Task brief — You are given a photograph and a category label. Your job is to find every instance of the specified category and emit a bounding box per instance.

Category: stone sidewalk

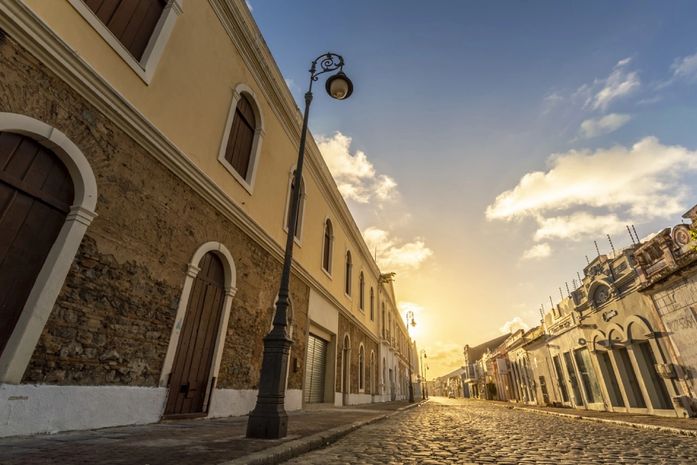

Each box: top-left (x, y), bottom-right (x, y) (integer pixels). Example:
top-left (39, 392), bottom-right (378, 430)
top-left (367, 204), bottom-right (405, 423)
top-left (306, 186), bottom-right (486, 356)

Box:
top-left (0, 401), bottom-right (418, 465)
top-left (493, 400), bottom-right (697, 435)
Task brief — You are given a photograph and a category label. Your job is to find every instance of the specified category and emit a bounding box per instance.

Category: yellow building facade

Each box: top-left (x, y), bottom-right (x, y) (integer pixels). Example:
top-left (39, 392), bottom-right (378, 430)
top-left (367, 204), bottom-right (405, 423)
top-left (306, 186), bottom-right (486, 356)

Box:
top-left (0, 0), bottom-right (411, 436)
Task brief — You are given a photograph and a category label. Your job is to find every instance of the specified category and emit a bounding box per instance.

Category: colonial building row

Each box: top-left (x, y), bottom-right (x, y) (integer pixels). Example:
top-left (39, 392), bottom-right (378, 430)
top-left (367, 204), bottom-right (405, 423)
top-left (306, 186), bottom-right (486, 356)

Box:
top-left (456, 205), bottom-right (697, 418)
top-left (0, 0), bottom-right (417, 437)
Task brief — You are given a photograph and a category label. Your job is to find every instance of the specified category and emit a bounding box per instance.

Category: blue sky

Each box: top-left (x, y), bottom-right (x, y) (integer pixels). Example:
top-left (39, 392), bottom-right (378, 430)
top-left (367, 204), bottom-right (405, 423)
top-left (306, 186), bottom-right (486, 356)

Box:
top-left (251, 1), bottom-right (697, 376)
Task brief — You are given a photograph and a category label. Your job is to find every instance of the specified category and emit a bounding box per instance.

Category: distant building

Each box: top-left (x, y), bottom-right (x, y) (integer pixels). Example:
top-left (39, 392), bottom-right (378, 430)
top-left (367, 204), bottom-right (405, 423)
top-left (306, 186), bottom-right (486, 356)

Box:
top-left (463, 204), bottom-right (697, 418)
top-left (462, 333), bottom-right (510, 398)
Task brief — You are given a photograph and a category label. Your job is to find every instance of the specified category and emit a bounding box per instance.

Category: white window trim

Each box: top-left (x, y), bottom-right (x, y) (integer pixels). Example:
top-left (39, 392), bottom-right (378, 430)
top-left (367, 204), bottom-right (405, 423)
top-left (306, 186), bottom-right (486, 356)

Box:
top-left (68, 0), bottom-right (183, 84)
top-left (344, 249), bottom-right (352, 299)
top-left (0, 113), bottom-right (98, 383)
top-left (159, 241), bottom-right (237, 415)
top-left (217, 83), bottom-right (265, 194)
top-left (321, 217), bottom-right (333, 278)
top-left (282, 167), bottom-right (306, 246)
top-left (358, 343), bottom-right (365, 393)
top-left (358, 270), bottom-right (365, 313)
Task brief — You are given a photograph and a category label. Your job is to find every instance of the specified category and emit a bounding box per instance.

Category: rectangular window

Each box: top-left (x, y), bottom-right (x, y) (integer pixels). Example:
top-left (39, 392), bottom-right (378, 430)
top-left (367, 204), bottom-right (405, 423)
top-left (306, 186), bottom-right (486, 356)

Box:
top-left (84, 0), bottom-right (167, 60)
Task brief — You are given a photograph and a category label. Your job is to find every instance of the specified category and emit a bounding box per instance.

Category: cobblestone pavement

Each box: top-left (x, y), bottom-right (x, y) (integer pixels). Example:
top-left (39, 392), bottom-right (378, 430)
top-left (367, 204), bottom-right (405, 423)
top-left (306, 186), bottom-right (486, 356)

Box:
top-left (284, 397), bottom-right (697, 465)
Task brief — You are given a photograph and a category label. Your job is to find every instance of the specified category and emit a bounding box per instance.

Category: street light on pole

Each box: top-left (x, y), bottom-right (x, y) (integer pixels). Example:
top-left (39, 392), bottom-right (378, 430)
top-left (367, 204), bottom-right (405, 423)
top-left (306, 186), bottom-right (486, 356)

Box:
top-left (405, 310), bottom-right (416, 403)
top-left (247, 53), bottom-right (353, 439)
top-left (420, 349), bottom-right (428, 400)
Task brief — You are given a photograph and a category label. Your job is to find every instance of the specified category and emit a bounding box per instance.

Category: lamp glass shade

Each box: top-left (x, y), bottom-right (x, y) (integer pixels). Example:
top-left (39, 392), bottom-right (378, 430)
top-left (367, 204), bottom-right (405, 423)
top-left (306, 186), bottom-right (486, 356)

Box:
top-left (325, 72), bottom-right (353, 100)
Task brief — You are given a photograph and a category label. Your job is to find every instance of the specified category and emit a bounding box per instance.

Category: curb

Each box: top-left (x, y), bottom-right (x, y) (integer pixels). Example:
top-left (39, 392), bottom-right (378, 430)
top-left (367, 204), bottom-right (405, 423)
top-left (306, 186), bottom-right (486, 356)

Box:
top-left (220, 401), bottom-right (426, 465)
top-left (505, 404), bottom-right (697, 437)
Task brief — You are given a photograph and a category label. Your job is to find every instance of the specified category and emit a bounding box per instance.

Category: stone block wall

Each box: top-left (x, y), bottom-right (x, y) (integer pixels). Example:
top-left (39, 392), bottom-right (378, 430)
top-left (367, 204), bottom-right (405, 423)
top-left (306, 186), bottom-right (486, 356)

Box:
top-left (0, 34), bottom-right (309, 390)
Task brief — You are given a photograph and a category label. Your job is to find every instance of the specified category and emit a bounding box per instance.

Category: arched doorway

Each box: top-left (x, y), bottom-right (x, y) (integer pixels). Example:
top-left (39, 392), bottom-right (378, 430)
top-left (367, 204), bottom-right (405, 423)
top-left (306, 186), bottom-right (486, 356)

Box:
top-left (342, 334), bottom-right (350, 406)
top-left (164, 252), bottom-right (226, 416)
top-left (0, 132), bottom-right (74, 357)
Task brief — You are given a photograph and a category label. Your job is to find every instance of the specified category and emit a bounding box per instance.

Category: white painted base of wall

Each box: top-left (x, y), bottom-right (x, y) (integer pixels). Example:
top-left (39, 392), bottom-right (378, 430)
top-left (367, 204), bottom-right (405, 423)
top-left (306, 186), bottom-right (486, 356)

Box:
top-left (286, 389), bottom-right (302, 411)
top-left (0, 384), bottom-right (166, 437)
top-left (346, 393), bottom-right (372, 405)
top-left (1, 385), bottom-right (304, 438)
top-left (207, 388), bottom-right (302, 419)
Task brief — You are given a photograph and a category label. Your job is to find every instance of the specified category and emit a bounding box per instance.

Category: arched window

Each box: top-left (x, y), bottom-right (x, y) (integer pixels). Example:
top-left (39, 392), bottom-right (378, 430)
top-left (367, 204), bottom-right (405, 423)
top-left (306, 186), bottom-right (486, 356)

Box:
top-left (345, 251), bottom-right (352, 295)
top-left (224, 93), bottom-right (256, 180)
top-left (370, 288), bottom-right (374, 321)
top-left (381, 303), bottom-right (386, 338)
top-left (359, 272), bottom-right (365, 310)
top-left (322, 219), bottom-right (333, 272)
top-left (359, 344), bottom-right (365, 391)
top-left (285, 173), bottom-right (305, 239)
top-left (388, 313), bottom-right (392, 341)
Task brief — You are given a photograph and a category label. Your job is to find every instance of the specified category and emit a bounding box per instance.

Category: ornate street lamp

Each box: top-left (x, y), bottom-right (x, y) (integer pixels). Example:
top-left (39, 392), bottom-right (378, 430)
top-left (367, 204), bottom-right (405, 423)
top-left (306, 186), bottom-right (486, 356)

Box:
top-left (420, 349), bottom-right (428, 400)
top-left (247, 53), bottom-right (353, 439)
top-left (405, 310), bottom-right (416, 403)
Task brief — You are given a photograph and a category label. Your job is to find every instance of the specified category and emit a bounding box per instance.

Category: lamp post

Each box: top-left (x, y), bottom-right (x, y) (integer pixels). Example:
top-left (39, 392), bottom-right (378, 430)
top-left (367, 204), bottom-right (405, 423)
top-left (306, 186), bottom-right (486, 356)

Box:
top-left (405, 310), bottom-right (416, 403)
top-left (247, 53), bottom-right (353, 439)
top-left (420, 349), bottom-right (428, 400)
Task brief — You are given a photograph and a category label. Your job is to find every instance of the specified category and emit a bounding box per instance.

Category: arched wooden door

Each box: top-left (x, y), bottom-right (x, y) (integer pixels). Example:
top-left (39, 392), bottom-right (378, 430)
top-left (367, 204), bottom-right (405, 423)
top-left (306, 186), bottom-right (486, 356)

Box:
top-left (0, 132), bottom-right (74, 357)
top-left (165, 252), bottom-right (226, 416)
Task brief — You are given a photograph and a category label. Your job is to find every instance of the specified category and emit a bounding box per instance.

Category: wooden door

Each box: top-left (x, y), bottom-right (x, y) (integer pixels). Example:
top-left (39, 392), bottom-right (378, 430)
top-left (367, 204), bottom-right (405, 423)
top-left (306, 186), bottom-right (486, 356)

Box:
top-left (165, 252), bottom-right (225, 416)
top-left (0, 132), bottom-right (73, 356)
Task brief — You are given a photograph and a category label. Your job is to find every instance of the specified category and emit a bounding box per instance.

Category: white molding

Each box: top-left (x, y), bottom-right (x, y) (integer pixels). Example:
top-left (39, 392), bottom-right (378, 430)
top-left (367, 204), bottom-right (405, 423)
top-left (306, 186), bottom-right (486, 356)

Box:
top-left (0, 3), bottom-right (382, 347)
top-left (67, 0), bottom-right (183, 84)
top-left (0, 113), bottom-right (97, 383)
top-left (321, 216), bottom-right (334, 277)
top-left (159, 241), bottom-right (238, 412)
top-left (217, 83), bottom-right (265, 194)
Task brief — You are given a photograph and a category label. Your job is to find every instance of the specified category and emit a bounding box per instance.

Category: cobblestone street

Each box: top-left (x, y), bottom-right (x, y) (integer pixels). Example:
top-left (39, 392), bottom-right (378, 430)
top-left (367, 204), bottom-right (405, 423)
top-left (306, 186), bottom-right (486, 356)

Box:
top-left (284, 398), bottom-right (697, 465)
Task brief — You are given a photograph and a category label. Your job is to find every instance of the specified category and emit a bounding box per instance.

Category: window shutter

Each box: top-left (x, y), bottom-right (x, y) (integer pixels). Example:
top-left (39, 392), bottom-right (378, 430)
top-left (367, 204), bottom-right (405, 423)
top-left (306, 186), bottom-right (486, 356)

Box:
top-left (85, 0), bottom-right (167, 60)
top-left (225, 94), bottom-right (256, 180)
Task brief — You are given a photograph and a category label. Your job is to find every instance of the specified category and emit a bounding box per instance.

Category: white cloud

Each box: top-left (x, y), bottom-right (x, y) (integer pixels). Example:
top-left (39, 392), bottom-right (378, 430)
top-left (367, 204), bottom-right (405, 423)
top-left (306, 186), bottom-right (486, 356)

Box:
top-left (317, 132), bottom-right (398, 204)
top-left (363, 227), bottom-right (433, 272)
top-left (671, 51), bottom-right (697, 83)
top-left (521, 243), bottom-right (552, 260)
top-left (585, 58), bottom-right (640, 111)
top-left (533, 213), bottom-right (627, 241)
top-left (499, 316), bottom-right (530, 334)
top-left (542, 92), bottom-right (564, 114)
top-left (579, 113), bottom-right (631, 138)
top-left (486, 137), bottom-right (697, 241)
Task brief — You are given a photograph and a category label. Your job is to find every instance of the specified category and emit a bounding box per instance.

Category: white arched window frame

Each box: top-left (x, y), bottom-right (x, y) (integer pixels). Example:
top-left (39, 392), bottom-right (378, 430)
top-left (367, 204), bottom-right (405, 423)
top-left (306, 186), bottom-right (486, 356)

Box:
top-left (282, 169), bottom-right (306, 244)
top-left (67, 0), bottom-right (184, 84)
top-left (218, 83), bottom-right (265, 194)
top-left (359, 344), bottom-right (365, 392)
top-left (370, 350), bottom-right (376, 394)
top-left (159, 241), bottom-right (238, 410)
top-left (321, 218), bottom-right (333, 276)
top-left (359, 272), bottom-right (365, 311)
top-left (0, 113), bottom-right (98, 383)
top-left (344, 250), bottom-right (352, 297)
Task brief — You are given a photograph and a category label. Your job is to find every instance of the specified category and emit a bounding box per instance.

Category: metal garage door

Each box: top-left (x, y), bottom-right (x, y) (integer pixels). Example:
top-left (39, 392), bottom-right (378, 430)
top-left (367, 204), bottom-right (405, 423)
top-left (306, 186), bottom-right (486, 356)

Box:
top-left (303, 334), bottom-right (328, 403)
